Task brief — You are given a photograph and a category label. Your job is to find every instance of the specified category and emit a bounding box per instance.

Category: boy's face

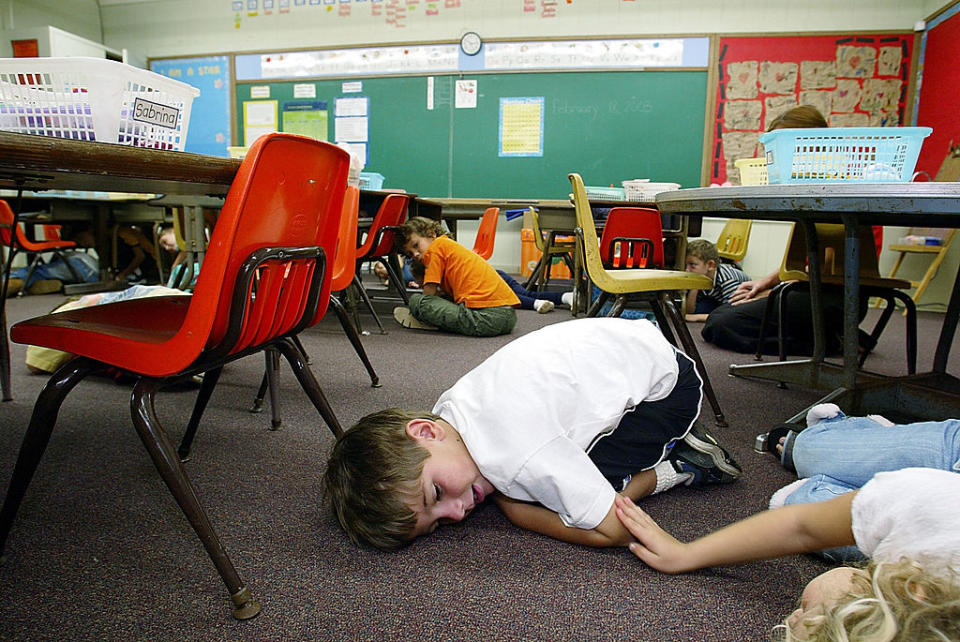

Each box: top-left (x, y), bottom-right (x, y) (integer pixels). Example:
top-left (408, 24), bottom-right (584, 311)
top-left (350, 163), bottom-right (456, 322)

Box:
top-left (405, 419), bottom-right (496, 538)
top-left (685, 255), bottom-right (714, 276)
top-left (403, 232), bottom-right (435, 262)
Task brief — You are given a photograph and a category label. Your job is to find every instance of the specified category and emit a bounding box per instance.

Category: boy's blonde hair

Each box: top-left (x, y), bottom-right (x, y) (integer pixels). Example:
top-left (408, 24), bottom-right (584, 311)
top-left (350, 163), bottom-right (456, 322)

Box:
top-left (782, 559), bottom-right (960, 641)
top-left (686, 239), bottom-right (719, 265)
top-left (395, 216), bottom-right (446, 253)
top-left (322, 408), bottom-right (442, 550)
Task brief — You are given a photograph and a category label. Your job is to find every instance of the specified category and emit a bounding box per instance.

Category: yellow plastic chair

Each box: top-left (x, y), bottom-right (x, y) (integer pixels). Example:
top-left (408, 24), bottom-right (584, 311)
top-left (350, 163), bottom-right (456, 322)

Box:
top-left (522, 205), bottom-right (576, 292)
top-left (883, 227), bottom-right (957, 311)
top-left (569, 172), bottom-right (727, 426)
top-left (715, 219), bottom-right (752, 263)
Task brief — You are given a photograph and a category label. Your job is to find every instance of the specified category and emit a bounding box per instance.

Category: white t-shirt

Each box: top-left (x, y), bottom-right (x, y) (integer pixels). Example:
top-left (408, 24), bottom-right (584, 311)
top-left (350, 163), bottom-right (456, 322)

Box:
top-left (851, 467), bottom-right (960, 580)
top-left (431, 317), bottom-right (680, 530)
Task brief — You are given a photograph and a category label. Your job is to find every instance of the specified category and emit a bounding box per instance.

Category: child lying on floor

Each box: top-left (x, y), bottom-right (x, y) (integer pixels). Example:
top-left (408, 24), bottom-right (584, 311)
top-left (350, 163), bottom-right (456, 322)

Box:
top-left (614, 404), bottom-right (960, 641)
top-left (323, 317), bottom-right (741, 550)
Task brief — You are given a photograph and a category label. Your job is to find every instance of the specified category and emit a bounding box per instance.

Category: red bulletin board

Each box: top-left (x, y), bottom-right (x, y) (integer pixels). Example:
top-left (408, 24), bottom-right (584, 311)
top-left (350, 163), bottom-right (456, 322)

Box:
top-left (710, 33), bottom-right (915, 184)
top-left (914, 4), bottom-right (960, 177)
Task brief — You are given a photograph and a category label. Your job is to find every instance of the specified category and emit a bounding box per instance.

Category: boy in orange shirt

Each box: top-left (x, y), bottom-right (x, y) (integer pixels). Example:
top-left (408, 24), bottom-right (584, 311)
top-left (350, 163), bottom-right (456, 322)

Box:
top-left (393, 217), bottom-right (519, 336)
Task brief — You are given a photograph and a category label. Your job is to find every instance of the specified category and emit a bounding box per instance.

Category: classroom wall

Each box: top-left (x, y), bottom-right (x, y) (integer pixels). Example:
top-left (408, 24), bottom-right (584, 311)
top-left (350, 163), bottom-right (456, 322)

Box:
top-left (0, 0), bottom-right (102, 56)
top-left (101, 0), bottom-right (941, 60)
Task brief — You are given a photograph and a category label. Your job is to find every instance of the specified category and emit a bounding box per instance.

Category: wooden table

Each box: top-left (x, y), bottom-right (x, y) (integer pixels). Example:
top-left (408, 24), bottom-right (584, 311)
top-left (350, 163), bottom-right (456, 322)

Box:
top-left (657, 183), bottom-right (960, 422)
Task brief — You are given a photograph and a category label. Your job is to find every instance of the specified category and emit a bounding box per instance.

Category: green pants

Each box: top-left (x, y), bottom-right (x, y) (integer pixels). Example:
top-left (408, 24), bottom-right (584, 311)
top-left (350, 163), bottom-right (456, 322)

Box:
top-left (409, 293), bottom-right (516, 337)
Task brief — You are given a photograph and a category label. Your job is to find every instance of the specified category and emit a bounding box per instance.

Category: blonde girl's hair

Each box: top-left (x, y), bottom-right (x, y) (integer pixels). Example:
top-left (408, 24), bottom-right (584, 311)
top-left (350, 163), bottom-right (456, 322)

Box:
top-left (779, 558), bottom-right (960, 642)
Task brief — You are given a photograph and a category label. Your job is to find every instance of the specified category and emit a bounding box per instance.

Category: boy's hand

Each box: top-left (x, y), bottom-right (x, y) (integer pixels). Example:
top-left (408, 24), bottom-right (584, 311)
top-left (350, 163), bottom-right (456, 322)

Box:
top-left (614, 495), bottom-right (691, 573)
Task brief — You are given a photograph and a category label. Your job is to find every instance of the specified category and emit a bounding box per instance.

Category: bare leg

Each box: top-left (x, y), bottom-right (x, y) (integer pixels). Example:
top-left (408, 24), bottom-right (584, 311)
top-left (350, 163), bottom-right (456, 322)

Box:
top-left (621, 469), bottom-right (657, 501)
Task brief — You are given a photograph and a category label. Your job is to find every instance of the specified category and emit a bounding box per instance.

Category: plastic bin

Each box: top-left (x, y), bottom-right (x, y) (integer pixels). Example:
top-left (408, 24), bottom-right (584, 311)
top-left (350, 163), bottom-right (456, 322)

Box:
top-left (585, 186), bottom-right (626, 201)
top-left (734, 157), bottom-right (768, 186)
top-left (358, 172), bottom-right (384, 190)
top-left (758, 126), bottom-right (932, 184)
top-left (0, 57), bottom-right (199, 151)
top-left (622, 180), bottom-right (681, 201)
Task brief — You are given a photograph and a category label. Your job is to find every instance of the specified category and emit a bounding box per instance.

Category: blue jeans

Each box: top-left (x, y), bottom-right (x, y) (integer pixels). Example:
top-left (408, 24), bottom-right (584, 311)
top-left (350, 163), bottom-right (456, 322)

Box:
top-left (783, 411), bottom-right (960, 561)
top-left (11, 252), bottom-right (99, 288)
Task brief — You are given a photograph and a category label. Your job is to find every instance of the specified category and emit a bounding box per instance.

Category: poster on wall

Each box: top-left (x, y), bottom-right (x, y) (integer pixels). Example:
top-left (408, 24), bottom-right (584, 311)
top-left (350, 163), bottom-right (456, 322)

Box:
top-left (150, 55), bottom-right (232, 157)
top-left (709, 33), bottom-right (914, 184)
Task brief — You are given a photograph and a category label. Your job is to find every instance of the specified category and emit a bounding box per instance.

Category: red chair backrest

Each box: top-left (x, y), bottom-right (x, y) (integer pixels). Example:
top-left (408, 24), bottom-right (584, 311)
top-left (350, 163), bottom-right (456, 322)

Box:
top-left (191, 133), bottom-right (348, 353)
top-left (331, 185), bottom-right (360, 293)
top-left (472, 207), bottom-right (499, 260)
top-left (0, 200), bottom-right (76, 252)
top-left (356, 193), bottom-right (410, 259)
top-left (598, 207), bottom-right (664, 269)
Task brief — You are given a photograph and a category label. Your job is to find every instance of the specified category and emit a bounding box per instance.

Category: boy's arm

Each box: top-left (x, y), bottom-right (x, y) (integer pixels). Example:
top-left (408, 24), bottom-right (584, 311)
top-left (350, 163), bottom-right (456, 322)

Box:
top-left (614, 492), bottom-right (857, 573)
top-left (683, 289), bottom-right (698, 316)
top-left (422, 283), bottom-right (439, 296)
top-left (494, 495), bottom-right (633, 547)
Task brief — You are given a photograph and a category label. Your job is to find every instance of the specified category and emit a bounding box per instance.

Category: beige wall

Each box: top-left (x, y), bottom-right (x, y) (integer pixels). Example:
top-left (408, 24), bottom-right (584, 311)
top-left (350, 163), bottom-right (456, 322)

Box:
top-left (100, 0), bottom-right (946, 60)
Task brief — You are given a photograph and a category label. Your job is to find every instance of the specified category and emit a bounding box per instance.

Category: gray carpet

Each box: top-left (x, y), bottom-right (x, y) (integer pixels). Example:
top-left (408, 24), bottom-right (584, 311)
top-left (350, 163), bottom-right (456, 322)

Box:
top-left (0, 286), bottom-right (952, 641)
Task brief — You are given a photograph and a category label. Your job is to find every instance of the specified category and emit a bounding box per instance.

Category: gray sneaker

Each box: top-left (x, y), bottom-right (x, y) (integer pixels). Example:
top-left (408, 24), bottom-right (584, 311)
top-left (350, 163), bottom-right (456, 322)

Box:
top-left (678, 424), bottom-right (742, 481)
top-left (668, 440), bottom-right (741, 486)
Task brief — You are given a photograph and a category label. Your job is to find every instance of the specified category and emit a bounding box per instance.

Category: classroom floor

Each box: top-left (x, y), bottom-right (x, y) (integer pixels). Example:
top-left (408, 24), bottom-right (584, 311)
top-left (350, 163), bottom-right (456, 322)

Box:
top-left (0, 286), bottom-right (953, 641)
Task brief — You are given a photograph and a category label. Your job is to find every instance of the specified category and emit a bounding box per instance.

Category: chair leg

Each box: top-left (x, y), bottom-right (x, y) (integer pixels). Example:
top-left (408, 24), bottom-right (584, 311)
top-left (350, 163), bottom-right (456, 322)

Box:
top-left (379, 256), bottom-right (410, 305)
top-left (265, 348), bottom-right (282, 430)
top-left (660, 294), bottom-right (728, 427)
top-left (649, 298), bottom-right (678, 347)
top-left (130, 377), bottom-right (261, 621)
top-left (860, 292), bottom-right (895, 369)
top-left (353, 273), bottom-right (386, 335)
top-left (586, 290), bottom-right (609, 318)
top-left (292, 335), bottom-right (310, 365)
top-left (249, 370), bottom-right (269, 414)
top-left (607, 295), bottom-right (626, 319)
top-left (0, 357), bottom-right (96, 555)
top-left (177, 366), bottom-right (224, 461)
top-left (275, 337), bottom-right (343, 437)
top-left (331, 296), bottom-right (380, 387)
top-left (870, 291), bottom-right (917, 375)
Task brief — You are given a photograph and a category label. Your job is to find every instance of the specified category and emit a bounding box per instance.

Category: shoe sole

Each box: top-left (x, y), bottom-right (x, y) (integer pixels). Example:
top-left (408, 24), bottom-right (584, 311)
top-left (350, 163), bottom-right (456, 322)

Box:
top-left (682, 429), bottom-right (742, 478)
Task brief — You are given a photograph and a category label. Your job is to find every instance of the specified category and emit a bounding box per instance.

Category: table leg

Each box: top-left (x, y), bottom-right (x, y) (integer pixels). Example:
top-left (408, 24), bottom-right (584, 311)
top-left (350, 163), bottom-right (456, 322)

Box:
top-left (0, 188), bottom-right (24, 401)
top-left (840, 215), bottom-right (860, 390)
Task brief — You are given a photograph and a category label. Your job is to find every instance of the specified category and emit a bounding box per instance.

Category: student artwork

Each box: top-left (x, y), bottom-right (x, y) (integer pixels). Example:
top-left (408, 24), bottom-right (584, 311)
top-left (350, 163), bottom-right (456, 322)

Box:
top-left (710, 33), bottom-right (914, 184)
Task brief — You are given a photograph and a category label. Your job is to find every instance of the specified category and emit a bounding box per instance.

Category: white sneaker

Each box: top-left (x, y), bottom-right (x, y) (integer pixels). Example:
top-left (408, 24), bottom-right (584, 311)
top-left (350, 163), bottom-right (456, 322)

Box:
top-left (533, 299), bottom-right (554, 314)
top-left (561, 291), bottom-right (575, 308)
top-left (769, 478), bottom-right (808, 510)
top-left (805, 403), bottom-right (840, 427)
top-left (393, 306), bottom-right (438, 330)
top-left (867, 414), bottom-right (895, 427)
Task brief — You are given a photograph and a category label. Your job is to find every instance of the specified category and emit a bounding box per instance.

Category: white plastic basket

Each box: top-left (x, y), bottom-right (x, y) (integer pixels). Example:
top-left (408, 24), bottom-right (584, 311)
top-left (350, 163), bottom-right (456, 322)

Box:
top-left (622, 180), bottom-right (680, 201)
top-left (758, 126), bottom-right (932, 184)
top-left (0, 57), bottom-right (199, 151)
top-left (734, 157), bottom-right (768, 186)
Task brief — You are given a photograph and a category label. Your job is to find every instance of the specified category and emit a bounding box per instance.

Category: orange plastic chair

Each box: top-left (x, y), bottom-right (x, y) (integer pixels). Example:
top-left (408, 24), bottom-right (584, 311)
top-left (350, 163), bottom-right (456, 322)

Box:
top-left (249, 185), bottom-right (380, 426)
top-left (472, 207), bottom-right (499, 260)
top-left (0, 201), bottom-right (82, 291)
top-left (353, 193), bottom-right (411, 330)
top-left (2, 133), bottom-right (350, 620)
top-left (598, 207), bottom-right (665, 269)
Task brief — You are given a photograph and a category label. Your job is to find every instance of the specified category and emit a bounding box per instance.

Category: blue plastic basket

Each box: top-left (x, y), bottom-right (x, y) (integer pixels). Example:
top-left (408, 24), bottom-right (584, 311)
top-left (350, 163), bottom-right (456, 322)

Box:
top-left (758, 126), bottom-right (932, 184)
top-left (358, 172), bottom-right (384, 190)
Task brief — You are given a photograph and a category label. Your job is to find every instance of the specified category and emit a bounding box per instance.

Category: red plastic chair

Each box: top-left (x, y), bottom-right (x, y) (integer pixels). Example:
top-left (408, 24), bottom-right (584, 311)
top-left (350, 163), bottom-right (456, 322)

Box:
top-left (0, 201), bottom-right (82, 291)
top-left (249, 185), bottom-right (380, 426)
top-left (353, 193), bottom-right (411, 330)
top-left (472, 207), bottom-right (499, 260)
top-left (1, 133), bottom-right (350, 620)
top-left (598, 207), bottom-right (665, 269)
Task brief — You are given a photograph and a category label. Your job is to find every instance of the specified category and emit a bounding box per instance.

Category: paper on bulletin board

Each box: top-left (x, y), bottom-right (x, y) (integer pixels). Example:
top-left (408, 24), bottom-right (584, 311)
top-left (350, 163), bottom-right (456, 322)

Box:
top-left (455, 80), bottom-right (477, 108)
top-left (243, 100), bottom-right (278, 145)
top-left (335, 116), bottom-right (368, 142)
top-left (335, 96), bottom-right (368, 116)
top-left (499, 97), bottom-right (544, 157)
top-left (282, 100), bottom-right (328, 140)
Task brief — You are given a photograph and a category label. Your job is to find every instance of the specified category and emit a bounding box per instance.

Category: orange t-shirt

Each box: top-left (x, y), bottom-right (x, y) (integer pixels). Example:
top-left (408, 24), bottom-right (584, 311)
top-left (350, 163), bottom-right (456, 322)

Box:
top-left (421, 235), bottom-right (520, 309)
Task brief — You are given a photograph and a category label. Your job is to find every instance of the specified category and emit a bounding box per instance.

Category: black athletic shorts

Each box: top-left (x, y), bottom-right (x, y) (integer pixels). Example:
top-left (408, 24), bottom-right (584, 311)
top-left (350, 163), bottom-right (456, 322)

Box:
top-left (586, 350), bottom-right (703, 489)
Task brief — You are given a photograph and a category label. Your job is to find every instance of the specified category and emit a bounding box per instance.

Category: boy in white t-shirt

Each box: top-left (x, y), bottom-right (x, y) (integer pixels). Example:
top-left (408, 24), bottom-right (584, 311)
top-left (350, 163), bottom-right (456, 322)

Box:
top-left (323, 318), bottom-right (741, 550)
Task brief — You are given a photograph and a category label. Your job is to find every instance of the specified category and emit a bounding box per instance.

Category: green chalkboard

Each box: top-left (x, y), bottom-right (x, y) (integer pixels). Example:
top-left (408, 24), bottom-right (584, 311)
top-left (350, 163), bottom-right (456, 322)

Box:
top-left (235, 70), bottom-right (706, 199)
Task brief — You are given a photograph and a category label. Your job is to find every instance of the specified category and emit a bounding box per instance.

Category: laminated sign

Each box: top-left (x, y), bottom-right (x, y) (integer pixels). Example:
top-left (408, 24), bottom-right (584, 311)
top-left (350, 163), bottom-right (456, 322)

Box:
top-left (133, 98), bottom-right (181, 129)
